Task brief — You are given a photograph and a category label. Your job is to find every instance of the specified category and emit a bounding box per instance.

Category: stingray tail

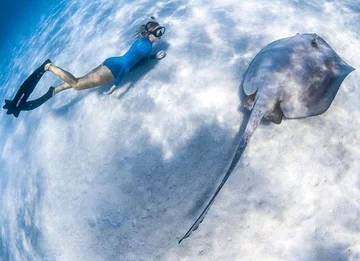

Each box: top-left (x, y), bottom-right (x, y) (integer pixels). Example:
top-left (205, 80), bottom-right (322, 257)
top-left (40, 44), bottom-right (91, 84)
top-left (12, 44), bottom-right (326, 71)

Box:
top-left (179, 99), bottom-right (267, 244)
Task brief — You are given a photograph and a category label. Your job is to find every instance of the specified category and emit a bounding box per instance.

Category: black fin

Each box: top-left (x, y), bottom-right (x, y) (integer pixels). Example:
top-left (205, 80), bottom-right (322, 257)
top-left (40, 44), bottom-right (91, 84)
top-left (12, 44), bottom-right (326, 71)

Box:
top-left (3, 100), bottom-right (21, 117)
top-left (5, 107), bottom-right (21, 118)
top-left (3, 59), bottom-right (51, 117)
top-left (20, 87), bottom-right (54, 111)
top-left (3, 100), bottom-right (12, 110)
top-left (12, 109), bottom-right (20, 118)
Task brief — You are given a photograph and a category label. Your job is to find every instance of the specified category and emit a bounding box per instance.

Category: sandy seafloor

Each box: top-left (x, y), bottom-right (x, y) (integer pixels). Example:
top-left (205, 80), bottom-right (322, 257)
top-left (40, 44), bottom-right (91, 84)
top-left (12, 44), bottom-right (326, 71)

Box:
top-left (0, 0), bottom-right (360, 260)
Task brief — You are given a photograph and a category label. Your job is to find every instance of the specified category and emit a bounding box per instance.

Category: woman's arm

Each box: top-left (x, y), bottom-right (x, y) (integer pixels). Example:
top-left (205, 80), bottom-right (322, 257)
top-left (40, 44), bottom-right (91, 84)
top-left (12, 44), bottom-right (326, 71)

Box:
top-left (129, 50), bottom-right (166, 72)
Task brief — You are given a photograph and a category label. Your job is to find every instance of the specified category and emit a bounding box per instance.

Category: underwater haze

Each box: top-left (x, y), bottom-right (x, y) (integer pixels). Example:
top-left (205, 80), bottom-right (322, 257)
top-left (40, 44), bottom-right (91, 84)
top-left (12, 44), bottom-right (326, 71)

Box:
top-left (1, 0), bottom-right (360, 260)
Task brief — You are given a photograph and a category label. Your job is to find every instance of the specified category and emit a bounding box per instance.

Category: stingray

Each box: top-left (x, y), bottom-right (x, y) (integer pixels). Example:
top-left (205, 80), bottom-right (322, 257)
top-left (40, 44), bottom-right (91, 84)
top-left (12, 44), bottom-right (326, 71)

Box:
top-left (179, 33), bottom-right (355, 243)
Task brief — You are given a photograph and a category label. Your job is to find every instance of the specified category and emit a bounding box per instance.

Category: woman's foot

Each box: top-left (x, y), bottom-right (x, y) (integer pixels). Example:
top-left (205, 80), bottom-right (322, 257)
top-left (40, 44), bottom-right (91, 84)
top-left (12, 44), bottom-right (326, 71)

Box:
top-left (44, 62), bottom-right (52, 71)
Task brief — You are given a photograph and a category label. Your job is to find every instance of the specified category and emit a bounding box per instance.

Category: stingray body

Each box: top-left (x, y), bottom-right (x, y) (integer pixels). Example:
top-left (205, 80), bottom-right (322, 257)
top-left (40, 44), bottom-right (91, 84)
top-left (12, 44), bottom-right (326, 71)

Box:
top-left (179, 33), bottom-right (355, 243)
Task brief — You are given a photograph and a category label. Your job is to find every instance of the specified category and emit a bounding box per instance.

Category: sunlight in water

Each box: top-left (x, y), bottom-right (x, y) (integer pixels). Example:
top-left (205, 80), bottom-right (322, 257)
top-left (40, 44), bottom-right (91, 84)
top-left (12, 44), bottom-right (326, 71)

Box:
top-left (0, 0), bottom-right (359, 260)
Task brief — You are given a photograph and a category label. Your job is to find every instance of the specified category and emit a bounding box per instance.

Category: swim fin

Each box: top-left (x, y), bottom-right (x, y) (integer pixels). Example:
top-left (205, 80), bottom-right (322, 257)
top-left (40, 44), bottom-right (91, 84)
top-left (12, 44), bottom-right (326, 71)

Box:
top-left (3, 59), bottom-right (51, 118)
top-left (3, 100), bottom-right (12, 110)
top-left (20, 87), bottom-right (55, 111)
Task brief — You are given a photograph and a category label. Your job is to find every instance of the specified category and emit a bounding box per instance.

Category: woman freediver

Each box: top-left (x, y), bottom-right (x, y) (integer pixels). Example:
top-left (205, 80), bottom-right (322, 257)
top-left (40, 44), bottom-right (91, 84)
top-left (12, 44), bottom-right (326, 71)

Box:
top-left (21, 17), bottom-right (166, 111)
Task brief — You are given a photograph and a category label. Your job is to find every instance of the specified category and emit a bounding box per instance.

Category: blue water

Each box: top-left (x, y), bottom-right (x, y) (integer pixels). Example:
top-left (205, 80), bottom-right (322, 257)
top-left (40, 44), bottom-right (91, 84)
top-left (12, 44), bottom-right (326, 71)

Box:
top-left (0, 0), bottom-right (61, 50)
top-left (0, 0), bottom-right (65, 99)
top-left (0, 0), bottom-right (359, 260)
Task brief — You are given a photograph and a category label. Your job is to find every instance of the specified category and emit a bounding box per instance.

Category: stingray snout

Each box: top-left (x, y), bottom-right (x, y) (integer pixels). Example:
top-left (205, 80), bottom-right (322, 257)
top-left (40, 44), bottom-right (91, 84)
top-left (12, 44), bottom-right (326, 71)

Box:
top-left (347, 64), bottom-right (356, 73)
top-left (335, 61), bottom-right (355, 76)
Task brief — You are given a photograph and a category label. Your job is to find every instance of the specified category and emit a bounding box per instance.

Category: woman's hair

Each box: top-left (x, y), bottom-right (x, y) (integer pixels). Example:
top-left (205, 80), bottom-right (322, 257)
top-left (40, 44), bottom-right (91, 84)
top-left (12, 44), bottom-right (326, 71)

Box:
top-left (136, 18), bottom-right (160, 38)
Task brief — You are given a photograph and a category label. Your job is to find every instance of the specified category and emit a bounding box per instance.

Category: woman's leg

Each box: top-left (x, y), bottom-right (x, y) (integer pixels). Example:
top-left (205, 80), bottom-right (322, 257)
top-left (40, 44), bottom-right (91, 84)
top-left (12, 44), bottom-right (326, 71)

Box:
top-left (54, 82), bottom-right (71, 94)
top-left (45, 63), bottom-right (78, 85)
top-left (46, 63), bottom-right (114, 94)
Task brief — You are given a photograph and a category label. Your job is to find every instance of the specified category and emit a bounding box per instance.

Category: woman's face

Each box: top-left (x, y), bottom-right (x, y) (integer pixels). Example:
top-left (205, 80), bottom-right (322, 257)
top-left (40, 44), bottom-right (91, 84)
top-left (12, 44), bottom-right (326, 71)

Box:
top-left (148, 25), bottom-right (165, 43)
top-left (148, 33), bottom-right (160, 43)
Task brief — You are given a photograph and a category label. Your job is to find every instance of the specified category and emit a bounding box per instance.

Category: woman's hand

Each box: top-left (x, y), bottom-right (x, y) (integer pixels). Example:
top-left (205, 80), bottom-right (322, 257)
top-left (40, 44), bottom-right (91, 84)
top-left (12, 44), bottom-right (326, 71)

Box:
top-left (156, 50), bottom-right (166, 60)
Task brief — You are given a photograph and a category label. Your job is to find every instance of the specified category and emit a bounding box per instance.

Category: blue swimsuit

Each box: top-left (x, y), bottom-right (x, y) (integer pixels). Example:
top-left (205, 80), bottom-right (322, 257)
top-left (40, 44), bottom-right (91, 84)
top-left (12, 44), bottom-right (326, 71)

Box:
top-left (103, 38), bottom-right (153, 85)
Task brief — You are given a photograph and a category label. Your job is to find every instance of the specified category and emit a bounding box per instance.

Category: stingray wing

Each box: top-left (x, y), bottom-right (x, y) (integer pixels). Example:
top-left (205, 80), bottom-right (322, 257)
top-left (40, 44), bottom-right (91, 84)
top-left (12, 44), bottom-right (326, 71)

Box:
top-left (280, 63), bottom-right (355, 118)
top-left (243, 46), bottom-right (293, 96)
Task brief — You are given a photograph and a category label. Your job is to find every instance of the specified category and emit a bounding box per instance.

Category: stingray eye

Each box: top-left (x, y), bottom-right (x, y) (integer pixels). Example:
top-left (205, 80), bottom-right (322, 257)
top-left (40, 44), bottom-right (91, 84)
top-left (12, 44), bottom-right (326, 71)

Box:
top-left (311, 38), bottom-right (318, 48)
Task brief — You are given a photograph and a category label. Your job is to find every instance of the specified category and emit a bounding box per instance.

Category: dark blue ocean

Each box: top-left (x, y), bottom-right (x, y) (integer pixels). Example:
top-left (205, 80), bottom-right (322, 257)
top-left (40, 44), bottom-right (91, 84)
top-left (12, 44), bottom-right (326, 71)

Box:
top-left (0, 0), bottom-right (54, 45)
top-left (0, 1), bottom-right (65, 100)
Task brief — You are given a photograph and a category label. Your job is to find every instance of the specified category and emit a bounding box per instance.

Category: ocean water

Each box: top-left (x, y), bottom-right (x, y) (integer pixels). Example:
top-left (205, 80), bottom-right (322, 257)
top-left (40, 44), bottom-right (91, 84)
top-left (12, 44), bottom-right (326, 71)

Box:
top-left (0, 0), bottom-right (65, 99)
top-left (1, 1), bottom-right (360, 260)
top-left (0, 0), bottom-right (55, 43)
